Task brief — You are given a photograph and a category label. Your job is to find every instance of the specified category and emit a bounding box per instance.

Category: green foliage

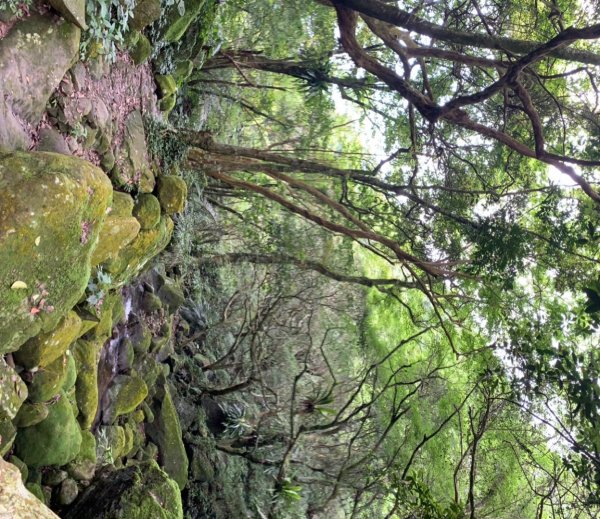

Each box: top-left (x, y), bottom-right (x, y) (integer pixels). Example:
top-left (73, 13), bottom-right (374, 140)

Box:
top-left (4, 0), bottom-right (33, 17)
top-left (81, 0), bottom-right (136, 62)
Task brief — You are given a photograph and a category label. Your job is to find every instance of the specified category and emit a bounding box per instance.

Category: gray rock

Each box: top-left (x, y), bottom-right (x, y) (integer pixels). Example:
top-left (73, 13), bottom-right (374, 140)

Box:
top-left (49, 0), bottom-right (87, 30)
top-left (58, 478), bottom-right (79, 506)
top-left (89, 99), bottom-right (110, 129)
top-left (36, 128), bottom-right (70, 154)
top-left (0, 16), bottom-right (80, 125)
top-left (0, 98), bottom-right (31, 151)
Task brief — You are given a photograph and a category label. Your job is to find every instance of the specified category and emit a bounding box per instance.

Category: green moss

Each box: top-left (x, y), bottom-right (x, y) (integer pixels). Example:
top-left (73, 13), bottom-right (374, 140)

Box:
top-left (162, 0), bottom-right (206, 43)
top-left (91, 216), bottom-right (141, 266)
top-left (110, 191), bottom-right (135, 217)
top-left (13, 310), bottom-right (82, 369)
top-left (62, 352), bottom-right (77, 392)
top-left (130, 33), bottom-right (152, 64)
top-left (159, 94), bottom-right (177, 113)
top-left (14, 393), bottom-right (82, 467)
top-left (8, 455), bottom-right (28, 483)
top-left (13, 402), bottom-right (48, 428)
top-left (155, 74), bottom-right (177, 98)
top-left (104, 375), bottom-right (148, 423)
top-left (67, 429), bottom-right (97, 481)
top-left (27, 353), bottom-right (69, 403)
top-left (73, 338), bottom-right (104, 429)
top-left (25, 482), bottom-right (45, 503)
top-left (0, 151), bottom-right (112, 354)
top-left (157, 176), bottom-right (187, 214)
top-left (146, 386), bottom-right (189, 490)
top-left (104, 215), bottom-right (174, 285)
top-left (133, 194), bottom-right (161, 230)
top-left (0, 359), bottom-right (27, 420)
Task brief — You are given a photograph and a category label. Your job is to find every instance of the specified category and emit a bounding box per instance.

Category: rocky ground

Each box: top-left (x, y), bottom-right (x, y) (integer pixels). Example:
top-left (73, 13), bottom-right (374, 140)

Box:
top-left (0, 2), bottom-right (195, 518)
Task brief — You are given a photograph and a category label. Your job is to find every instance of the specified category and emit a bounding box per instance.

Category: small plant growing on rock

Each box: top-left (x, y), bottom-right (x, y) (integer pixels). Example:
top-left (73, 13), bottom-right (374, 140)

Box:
top-left (86, 268), bottom-right (113, 311)
top-left (219, 402), bottom-right (252, 438)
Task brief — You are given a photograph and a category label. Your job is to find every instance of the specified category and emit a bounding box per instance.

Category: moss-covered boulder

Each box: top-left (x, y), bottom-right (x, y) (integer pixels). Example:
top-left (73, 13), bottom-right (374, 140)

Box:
top-left (111, 191), bottom-right (135, 218)
top-left (155, 74), bottom-right (178, 98)
top-left (103, 375), bottom-right (148, 424)
top-left (13, 311), bottom-right (82, 369)
top-left (130, 322), bottom-right (152, 356)
top-left (174, 60), bottom-right (194, 85)
top-left (0, 151), bottom-right (112, 354)
top-left (58, 477), bottom-right (79, 505)
top-left (131, 0), bottom-right (161, 30)
top-left (146, 386), bottom-right (189, 490)
top-left (157, 280), bottom-right (185, 312)
top-left (0, 418), bottom-right (17, 456)
top-left (130, 33), bottom-right (152, 64)
top-left (162, 0), bottom-right (206, 43)
top-left (63, 461), bottom-right (182, 519)
top-left (142, 291), bottom-right (162, 313)
top-left (27, 354), bottom-right (70, 403)
top-left (14, 393), bottom-right (82, 467)
top-left (104, 215), bottom-right (174, 285)
top-left (63, 353), bottom-right (78, 392)
top-left (0, 358), bottom-right (27, 420)
top-left (91, 216), bottom-right (141, 266)
top-left (159, 94), bottom-right (177, 113)
top-left (0, 458), bottom-right (60, 519)
top-left (73, 338), bottom-right (104, 429)
top-left (157, 175), bottom-right (187, 214)
top-left (133, 194), bottom-right (161, 230)
top-left (14, 402), bottom-right (49, 428)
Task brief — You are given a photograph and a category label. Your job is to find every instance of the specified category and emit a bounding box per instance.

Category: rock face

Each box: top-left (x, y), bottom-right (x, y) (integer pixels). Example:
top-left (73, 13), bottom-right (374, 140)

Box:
top-left (49, 0), bottom-right (88, 30)
top-left (14, 311), bottom-right (82, 369)
top-left (0, 458), bottom-right (60, 519)
top-left (103, 375), bottom-right (148, 424)
top-left (0, 151), bottom-right (112, 354)
top-left (63, 461), bottom-right (183, 519)
top-left (0, 16), bottom-right (80, 148)
top-left (146, 386), bottom-right (189, 490)
top-left (157, 175), bottom-right (188, 214)
top-left (131, 0), bottom-right (161, 30)
top-left (14, 393), bottom-right (82, 467)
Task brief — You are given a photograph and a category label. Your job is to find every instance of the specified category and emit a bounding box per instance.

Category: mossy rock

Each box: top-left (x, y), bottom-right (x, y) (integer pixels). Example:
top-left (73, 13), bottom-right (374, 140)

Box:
top-left (103, 215), bottom-right (174, 285)
top-left (142, 291), bottom-right (162, 313)
top-left (112, 293), bottom-right (126, 325)
top-left (174, 60), bottom-right (194, 85)
top-left (155, 74), bottom-right (177, 98)
top-left (190, 446), bottom-right (214, 483)
top-left (42, 468), bottom-right (67, 486)
top-left (91, 216), bottom-right (141, 266)
top-left (133, 194), bottom-right (161, 230)
top-left (157, 280), bottom-right (185, 312)
top-left (130, 33), bottom-right (152, 64)
top-left (97, 425), bottom-right (126, 460)
top-left (103, 375), bottom-right (148, 424)
top-left (66, 429), bottom-right (96, 481)
top-left (162, 0), bottom-right (206, 43)
top-left (135, 357), bottom-right (162, 398)
top-left (73, 338), bottom-right (104, 429)
top-left (157, 176), bottom-right (187, 215)
top-left (111, 191), bottom-right (135, 217)
top-left (117, 338), bottom-right (135, 372)
top-left (62, 352), bottom-right (77, 392)
top-left (63, 461), bottom-right (182, 519)
top-left (93, 291), bottom-right (119, 340)
top-left (8, 455), bottom-right (28, 484)
top-left (0, 151), bottom-right (111, 355)
top-left (130, 322), bottom-right (152, 356)
top-left (159, 94), bottom-right (177, 113)
top-left (0, 458), bottom-right (60, 519)
top-left (146, 385), bottom-right (188, 490)
top-left (0, 418), bottom-right (17, 456)
top-left (14, 402), bottom-right (48, 428)
top-left (112, 110), bottom-right (155, 193)
top-left (0, 358), bottom-right (27, 420)
top-left (27, 354), bottom-right (70, 403)
top-left (14, 393), bottom-right (82, 467)
top-left (76, 309), bottom-right (100, 337)
top-left (13, 311), bottom-right (82, 369)
top-left (131, 0), bottom-right (161, 30)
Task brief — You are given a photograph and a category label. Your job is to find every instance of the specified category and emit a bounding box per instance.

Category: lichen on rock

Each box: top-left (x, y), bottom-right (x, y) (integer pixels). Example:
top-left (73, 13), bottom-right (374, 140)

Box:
top-left (0, 151), bottom-right (112, 355)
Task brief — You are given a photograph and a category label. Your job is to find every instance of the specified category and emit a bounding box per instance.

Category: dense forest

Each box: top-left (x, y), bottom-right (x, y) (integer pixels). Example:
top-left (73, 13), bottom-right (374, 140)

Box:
top-left (1, 0), bottom-right (600, 518)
